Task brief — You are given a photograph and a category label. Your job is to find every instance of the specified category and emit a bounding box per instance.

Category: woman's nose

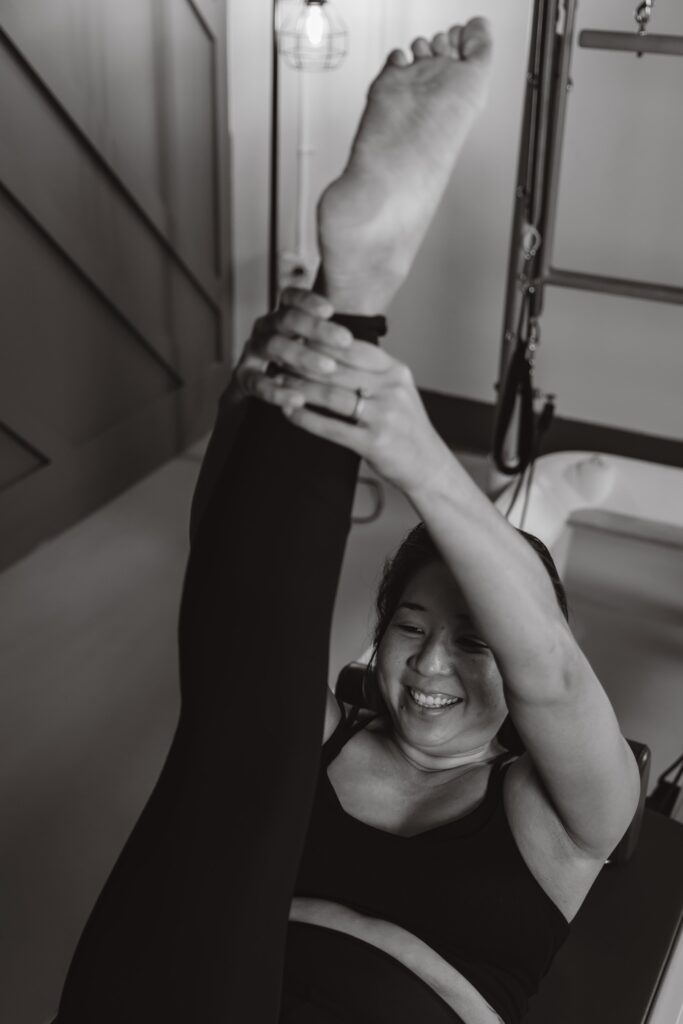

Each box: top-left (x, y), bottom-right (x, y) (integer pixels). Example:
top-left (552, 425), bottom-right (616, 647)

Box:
top-left (410, 637), bottom-right (455, 678)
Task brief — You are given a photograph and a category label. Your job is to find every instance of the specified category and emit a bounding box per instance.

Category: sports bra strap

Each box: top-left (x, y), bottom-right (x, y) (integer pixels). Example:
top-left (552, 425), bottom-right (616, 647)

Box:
top-left (321, 697), bottom-right (370, 767)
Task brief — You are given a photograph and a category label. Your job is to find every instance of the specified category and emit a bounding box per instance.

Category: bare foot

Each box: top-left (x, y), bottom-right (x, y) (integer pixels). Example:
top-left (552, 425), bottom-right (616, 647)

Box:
top-left (317, 19), bottom-right (493, 313)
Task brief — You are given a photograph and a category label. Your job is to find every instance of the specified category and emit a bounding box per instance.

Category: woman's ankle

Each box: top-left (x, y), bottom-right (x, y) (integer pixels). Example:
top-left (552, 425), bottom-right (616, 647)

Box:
top-left (313, 266), bottom-right (394, 317)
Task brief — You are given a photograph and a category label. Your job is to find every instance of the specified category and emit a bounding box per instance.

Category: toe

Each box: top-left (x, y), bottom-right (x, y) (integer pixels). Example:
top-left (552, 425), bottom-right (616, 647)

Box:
top-left (410, 37), bottom-right (432, 60)
top-left (460, 17), bottom-right (493, 61)
top-left (431, 32), bottom-right (451, 57)
top-left (448, 25), bottom-right (464, 58)
top-left (387, 47), bottom-right (409, 68)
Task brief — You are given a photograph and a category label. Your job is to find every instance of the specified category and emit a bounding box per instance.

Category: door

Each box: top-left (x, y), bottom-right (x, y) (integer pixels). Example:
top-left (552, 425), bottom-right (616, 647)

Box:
top-left (0, 0), bottom-right (233, 570)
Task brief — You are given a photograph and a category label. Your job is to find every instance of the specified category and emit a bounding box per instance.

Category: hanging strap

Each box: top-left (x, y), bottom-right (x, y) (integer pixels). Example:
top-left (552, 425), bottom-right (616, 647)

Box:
top-left (645, 750), bottom-right (683, 817)
top-left (492, 332), bottom-right (536, 475)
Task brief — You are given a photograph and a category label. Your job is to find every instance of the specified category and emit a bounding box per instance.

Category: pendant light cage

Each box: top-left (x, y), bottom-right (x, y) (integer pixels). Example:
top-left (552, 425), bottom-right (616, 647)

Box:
top-left (278, 0), bottom-right (348, 71)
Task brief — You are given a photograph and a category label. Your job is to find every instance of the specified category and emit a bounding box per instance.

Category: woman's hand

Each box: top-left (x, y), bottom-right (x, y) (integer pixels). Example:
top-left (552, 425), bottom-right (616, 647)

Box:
top-left (234, 288), bottom-right (350, 399)
top-left (242, 288), bottom-right (451, 495)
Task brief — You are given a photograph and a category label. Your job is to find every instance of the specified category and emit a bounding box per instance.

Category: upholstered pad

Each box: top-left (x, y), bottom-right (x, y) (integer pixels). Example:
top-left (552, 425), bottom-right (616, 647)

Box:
top-left (526, 810), bottom-right (683, 1023)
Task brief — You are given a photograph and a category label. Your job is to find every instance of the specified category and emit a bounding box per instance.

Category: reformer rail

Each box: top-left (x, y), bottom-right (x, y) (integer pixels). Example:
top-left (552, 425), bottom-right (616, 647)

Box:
top-left (579, 30), bottom-right (683, 56)
top-left (494, 0), bottom-right (683, 475)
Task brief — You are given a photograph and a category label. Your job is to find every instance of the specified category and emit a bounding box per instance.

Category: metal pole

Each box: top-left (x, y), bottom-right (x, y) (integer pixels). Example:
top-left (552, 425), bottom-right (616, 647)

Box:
top-left (269, 0), bottom-right (280, 310)
top-left (535, 0), bottom-right (579, 288)
top-left (529, 0), bottom-right (561, 231)
top-left (497, 0), bottom-right (551, 386)
top-left (546, 267), bottom-right (683, 305)
top-left (579, 30), bottom-right (683, 56)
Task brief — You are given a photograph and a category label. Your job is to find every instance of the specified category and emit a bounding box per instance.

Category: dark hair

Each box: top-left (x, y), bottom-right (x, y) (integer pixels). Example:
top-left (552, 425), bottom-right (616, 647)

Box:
top-left (366, 522), bottom-right (569, 753)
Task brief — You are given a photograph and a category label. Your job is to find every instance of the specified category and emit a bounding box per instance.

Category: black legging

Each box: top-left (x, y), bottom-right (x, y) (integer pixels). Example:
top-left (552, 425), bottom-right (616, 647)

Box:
top-left (56, 377), bottom-right (362, 1022)
top-left (55, 324), bottom-right (465, 1024)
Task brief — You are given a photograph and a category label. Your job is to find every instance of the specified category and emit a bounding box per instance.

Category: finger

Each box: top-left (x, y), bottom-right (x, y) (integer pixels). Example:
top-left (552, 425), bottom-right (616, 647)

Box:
top-left (234, 350), bottom-right (269, 387)
top-left (279, 287), bottom-right (334, 320)
top-left (271, 306), bottom-right (354, 348)
top-left (241, 368), bottom-right (307, 411)
top-left (411, 37), bottom-right (432, 61)
top-left (278, 376), bottom-right (374, 422)
top-left (284, 343), bottom-right (409, 402)
top-left (253, 333), bottom-right (340, 377)
top-left (308, 337), bottom-right (395, 374)
top-left (283, 403), bottom-right (368, 451)
top-left (387, 48), bottom-right (409, 68)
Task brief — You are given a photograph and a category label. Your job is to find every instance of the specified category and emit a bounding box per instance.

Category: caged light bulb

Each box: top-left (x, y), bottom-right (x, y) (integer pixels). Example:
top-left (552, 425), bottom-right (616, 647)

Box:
top-left (304, 4), bottom-right (325, 47)
top-left (278, 0), bottom-right (348, 71)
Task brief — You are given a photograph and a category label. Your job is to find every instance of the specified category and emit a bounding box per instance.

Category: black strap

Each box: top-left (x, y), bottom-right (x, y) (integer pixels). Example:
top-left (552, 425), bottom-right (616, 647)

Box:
top-left (492, 335), bottom-right (536, 475)
top-left (322, 700), bottom-right (370, 766)
top-left (330, 313), bottom-right (387, 343)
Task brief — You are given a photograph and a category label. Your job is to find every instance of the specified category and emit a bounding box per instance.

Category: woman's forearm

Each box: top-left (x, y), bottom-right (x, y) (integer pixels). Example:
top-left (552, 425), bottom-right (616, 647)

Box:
top-left (404, 446), bottom-right (573, 698)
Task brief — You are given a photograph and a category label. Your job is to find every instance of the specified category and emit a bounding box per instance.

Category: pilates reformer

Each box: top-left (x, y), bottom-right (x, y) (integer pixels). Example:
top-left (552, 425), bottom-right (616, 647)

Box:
top-left (484, 4), bottom-right (683, 1019)
top-left (581, 0), bottom-right (683, 59)
top-left (492, 0), bottom-right (683, 480)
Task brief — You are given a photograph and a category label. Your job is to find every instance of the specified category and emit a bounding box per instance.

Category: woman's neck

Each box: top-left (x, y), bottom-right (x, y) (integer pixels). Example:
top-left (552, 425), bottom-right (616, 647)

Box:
top-left (389, 733), bottom-right (506, 776)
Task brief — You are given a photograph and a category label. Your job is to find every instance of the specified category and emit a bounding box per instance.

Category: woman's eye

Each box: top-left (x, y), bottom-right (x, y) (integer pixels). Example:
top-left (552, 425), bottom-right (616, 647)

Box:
top-left (395, 623), bottom-right (424, 636)
top-left (460, 637), bottom-right (489, 652)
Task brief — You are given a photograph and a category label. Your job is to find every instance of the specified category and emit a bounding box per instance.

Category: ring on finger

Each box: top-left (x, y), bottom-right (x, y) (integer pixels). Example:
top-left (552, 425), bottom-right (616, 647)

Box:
top-left (351, 386), bottom-right (371, 424)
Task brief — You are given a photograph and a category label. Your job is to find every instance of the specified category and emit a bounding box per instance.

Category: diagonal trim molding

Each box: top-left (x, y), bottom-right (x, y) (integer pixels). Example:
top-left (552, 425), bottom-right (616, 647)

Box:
top-left (421, 390), bottom-right (683, 470)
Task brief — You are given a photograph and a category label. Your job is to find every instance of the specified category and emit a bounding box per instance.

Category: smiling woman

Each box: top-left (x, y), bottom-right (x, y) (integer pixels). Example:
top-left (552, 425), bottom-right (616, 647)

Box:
top-left (53, 16), bottom-right (640, 1024)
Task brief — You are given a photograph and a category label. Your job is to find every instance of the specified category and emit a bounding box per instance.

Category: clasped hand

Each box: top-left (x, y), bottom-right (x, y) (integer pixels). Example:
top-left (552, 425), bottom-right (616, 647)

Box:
top-left (235, 288), bottom-right (450, 495)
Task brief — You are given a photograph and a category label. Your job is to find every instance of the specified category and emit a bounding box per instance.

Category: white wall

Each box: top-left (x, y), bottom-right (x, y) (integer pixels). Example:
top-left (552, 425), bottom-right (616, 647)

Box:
top-left (227, 0), bottom-right (683, 443)
top-left (226, 0), bottom-right (273, 350)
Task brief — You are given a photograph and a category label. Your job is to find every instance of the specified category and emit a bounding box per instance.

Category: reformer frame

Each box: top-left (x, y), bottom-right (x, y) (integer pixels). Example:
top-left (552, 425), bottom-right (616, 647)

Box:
top-left (496, 0), bottom-right (683, 432)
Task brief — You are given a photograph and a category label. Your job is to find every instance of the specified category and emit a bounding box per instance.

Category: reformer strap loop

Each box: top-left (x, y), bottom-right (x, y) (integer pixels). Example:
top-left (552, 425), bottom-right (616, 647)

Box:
top-left (492, 334), bottom-right (536, 476)
top-left (330, 313), bottom-right (388, 344)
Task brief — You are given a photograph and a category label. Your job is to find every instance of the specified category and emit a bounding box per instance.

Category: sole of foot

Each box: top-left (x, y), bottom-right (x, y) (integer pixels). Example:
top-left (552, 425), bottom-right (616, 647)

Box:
top-left (317, 18), bottom-right (493, 314)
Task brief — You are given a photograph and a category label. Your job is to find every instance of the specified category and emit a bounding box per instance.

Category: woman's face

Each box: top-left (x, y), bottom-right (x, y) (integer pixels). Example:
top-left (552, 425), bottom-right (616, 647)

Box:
top-left (376, 560), bottom-right (508, 759)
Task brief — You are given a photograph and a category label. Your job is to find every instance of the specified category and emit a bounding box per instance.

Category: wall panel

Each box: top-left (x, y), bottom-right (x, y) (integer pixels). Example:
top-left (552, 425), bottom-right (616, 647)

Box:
top-left (0, 0), bottom-right (232, 570)
top-left (166, 0), bottom-right (219, 277)
top-left (0, 192), bottom-right (178, 446)
top-left (0, 427), bottom-right (46, 492)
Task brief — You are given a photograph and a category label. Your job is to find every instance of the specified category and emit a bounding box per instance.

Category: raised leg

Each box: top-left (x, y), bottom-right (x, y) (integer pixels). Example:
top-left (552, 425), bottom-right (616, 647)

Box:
top-left (318, 19), bottom-right (492, 314)
top-left (55, 20), bottom-right (493, 1024)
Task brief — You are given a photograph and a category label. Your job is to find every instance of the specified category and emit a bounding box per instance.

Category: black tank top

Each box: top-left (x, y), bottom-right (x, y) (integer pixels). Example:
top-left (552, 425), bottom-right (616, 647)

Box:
top-left (293, 699), bottom-right (570, 1024)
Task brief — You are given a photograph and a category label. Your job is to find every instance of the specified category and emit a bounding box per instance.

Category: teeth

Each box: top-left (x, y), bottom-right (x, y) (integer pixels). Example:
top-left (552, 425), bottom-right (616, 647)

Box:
top-left (409, 688), bottom-right (461, 709)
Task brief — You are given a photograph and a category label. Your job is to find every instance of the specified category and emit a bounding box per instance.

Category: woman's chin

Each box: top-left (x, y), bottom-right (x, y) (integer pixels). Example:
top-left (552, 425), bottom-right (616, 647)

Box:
top-left (393, 696), bottom-right (467, 743)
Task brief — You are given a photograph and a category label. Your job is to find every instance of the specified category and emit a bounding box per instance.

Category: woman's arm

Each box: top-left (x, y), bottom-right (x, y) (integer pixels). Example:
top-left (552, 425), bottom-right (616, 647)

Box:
top-left (249, 323), bottom-right (641, 859)
top-left (403, 456), bottom-right (641, 858)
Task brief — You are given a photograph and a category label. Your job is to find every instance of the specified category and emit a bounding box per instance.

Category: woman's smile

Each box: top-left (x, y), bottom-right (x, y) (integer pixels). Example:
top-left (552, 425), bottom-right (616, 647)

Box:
top-left (405, 686), bottom-right (464, 712)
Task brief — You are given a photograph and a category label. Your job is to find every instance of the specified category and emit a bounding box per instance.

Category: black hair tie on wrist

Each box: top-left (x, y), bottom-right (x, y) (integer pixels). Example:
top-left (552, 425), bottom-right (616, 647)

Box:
top-left (330, 313), bottom-right (388, 345)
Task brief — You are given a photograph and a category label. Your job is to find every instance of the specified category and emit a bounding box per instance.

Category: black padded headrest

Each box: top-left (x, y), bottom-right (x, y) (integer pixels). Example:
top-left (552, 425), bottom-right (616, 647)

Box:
top-left (335, 662), bottom-right (651, 866)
